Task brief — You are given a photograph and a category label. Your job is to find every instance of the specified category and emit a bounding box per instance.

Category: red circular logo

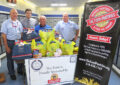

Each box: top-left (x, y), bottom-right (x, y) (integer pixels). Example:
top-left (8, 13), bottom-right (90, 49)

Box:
top-left (86, 5), bottom-right (119, 33)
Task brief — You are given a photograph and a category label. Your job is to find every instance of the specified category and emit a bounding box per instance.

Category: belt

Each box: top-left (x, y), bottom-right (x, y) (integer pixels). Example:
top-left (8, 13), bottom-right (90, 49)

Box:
top-left (7, 40), bottom-right (15, 42)
top-left (70, 38), bottom-right (74, 41)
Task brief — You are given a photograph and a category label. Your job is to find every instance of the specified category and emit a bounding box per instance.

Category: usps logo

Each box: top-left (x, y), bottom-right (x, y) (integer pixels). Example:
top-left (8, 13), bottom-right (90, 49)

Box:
top-left (31, 60), bottom-right (43, 71)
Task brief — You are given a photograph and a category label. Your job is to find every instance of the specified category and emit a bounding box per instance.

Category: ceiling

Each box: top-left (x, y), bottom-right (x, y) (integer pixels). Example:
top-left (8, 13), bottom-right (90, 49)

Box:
top-left (29, 0), bottom-right (89, 7)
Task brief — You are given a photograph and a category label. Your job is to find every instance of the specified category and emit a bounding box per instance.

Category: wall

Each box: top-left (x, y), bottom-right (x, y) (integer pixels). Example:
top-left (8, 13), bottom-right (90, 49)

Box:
top-left (0, 0), bottom-right (106, 17)
top-left (36, 6), bottom-right (84, 28)
top-left (36, 6), bottom-right (84, 19)
top-left (0, 0), bottom-right (38, 14)
top-left (36, 0), bottom-right (105, 18)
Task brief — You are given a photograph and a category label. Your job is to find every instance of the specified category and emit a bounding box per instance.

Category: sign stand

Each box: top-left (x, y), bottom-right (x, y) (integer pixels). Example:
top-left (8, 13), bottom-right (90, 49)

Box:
top-left (75, 1), bottom-right (120, 85)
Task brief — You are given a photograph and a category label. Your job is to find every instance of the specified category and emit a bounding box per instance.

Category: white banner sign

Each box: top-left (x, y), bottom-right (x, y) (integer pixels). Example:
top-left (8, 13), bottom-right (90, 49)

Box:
top-left (25, 55), bottom-right (77, 85)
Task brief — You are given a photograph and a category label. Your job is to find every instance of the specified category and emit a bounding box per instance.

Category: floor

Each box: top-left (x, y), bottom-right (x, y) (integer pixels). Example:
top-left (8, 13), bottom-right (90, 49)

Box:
top-left (0, 58), bottom-right (120, 85)
top-left (0, 58), bottom-right (26, 85)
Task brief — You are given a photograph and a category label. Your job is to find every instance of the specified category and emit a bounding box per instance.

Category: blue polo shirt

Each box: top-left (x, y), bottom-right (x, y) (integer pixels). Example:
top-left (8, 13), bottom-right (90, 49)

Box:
top-left (35, 25), bottom-right (52, 33)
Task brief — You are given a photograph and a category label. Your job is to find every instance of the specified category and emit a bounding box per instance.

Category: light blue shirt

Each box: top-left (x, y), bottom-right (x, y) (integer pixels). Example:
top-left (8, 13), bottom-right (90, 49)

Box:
top-left (1, 18), bottom-right (23, 40)
top-left (55, 20), bottom-right (79, 41)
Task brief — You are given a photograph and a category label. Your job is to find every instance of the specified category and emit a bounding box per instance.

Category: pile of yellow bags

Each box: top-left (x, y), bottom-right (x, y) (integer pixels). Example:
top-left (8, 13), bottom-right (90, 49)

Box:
top-left (31, 29), bottom-right (79, 57)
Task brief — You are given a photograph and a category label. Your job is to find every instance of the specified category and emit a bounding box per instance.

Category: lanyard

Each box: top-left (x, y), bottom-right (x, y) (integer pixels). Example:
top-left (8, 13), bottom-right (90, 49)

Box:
top-left (12, 21), bottom-right (18, 28)
top-left (12, 21), bottom-right (21, 33)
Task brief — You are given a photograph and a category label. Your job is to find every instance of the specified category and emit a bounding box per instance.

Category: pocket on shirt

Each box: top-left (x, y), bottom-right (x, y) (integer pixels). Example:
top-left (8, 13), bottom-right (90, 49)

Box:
top-left (7, 26), bottom-right (16, 34)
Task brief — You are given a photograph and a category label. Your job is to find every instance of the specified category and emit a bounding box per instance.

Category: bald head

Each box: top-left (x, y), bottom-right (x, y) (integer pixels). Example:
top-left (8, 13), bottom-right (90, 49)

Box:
top-left (39, 16), bottom-right (46, 26)
top-left (10, 8), bottom-right (18, 21)
top-left (40, 16), bottom-right (46, 20)
top-left (62, 13), bottom-right (69, 23)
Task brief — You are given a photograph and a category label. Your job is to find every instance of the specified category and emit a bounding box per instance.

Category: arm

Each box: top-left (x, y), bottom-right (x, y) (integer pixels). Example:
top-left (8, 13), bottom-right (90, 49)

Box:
top-left (2, 33), bottom-right (11, 53)
top-left (21, 33), bottom-right (23, 40)
top-left (54, 22), bottom-right (60, 35)
top-left (35, 25), bottom-right (39, 34)
top-left (74, 29), bottom-right (79, 42)
top-left (1, 21), bottom-right (11, 53)
top-left (73, 22), bottom-right (80, 42)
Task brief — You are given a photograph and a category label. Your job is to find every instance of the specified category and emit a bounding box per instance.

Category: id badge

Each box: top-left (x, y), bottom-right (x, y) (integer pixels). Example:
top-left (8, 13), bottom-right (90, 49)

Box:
top-left (16, 29), bottom-right (21, 39)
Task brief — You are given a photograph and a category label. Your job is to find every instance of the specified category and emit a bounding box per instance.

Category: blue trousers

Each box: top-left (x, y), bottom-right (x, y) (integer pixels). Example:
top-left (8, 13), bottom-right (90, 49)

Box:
top-left (6, 40), bottom-right (23, 75)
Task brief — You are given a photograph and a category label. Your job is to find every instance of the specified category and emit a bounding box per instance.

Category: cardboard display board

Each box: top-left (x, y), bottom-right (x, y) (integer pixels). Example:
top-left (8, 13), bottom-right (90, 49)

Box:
top-left (25, 55), bottom-right (77, 85)
top-left (75, 1), bottom-right (120, 85)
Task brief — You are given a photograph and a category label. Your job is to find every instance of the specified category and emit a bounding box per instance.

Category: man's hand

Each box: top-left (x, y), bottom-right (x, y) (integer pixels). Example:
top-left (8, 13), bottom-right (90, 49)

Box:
top-left (74, 29), bottom-right (79, 42)
top-left (74, 35), bottom-right (78, 42)
top-left (6, 46), bottom-right (11, 53)
top-left (55, 31), bottom-right (59, 35)
top-left (2, 33), bottom-right (11, 53)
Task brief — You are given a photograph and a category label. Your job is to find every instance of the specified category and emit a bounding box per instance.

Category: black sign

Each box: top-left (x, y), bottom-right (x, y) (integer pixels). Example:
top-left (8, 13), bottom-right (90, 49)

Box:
top-left (75, 1), bottom-right (120, 85)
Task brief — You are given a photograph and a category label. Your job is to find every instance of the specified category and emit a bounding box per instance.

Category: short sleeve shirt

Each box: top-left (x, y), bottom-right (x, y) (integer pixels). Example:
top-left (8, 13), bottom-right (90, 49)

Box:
top-left (55, 20), bottom-right (79, 41)
top-left (1, 18), bottom-right (23, 40)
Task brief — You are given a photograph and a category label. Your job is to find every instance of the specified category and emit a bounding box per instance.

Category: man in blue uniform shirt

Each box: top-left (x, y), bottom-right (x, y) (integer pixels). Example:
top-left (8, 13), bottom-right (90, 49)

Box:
top-left (35, 16), bottom-right (52, 33)
top-left (1, 9), bottom-right (23, 80)
top-left (55, 13), bottom-right (79, 42)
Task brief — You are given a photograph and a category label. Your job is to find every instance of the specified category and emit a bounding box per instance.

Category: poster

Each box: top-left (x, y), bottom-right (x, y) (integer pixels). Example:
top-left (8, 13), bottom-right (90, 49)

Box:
top-left (75, 1), bottom-right (120, 85)
top-left (25, 55), bottom-right (77, 85)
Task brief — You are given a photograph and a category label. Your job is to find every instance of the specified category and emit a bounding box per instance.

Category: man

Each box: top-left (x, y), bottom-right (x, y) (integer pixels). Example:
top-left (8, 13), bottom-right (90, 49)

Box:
top-left (21, 9), bottom-right (38, 28)
top-left (55, 13), bottom-right (79, 42)
top-left (35, 16), bottom-right (52, 33)
top-left (1, 9), bottom-right (23, 80)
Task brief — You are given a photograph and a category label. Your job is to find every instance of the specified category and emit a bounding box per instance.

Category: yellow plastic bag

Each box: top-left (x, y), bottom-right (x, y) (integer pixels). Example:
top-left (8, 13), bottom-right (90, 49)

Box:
top-left (23, 41), bottom-right (29, 44)
top-left (31, 39), bottom-right (37, 51)
top-left (39, 30), bottom-right (47, 41)
top-left (74, 47), bottom-right (79, 52)
top-left (47, 38), bottom-right (59, 57)
top-left (31, 39), bottom-right (47, 57)
top-left (47, 29), bottom-right (55, 40)
top-left (39, 29), bottom-right (55, 41)
top-left (60, 39), bottom-right (75, 55)
top-left (36, 39), bottom-right (47, 57)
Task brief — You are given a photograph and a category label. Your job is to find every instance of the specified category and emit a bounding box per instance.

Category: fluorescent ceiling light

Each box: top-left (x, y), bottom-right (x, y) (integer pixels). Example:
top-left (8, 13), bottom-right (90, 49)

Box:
top-left (51, 3), bottom-right (67, 7)
top-left (87, 0), bottom-right (92, 2)
top-left (8, 3), bottom-right (16, 6)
